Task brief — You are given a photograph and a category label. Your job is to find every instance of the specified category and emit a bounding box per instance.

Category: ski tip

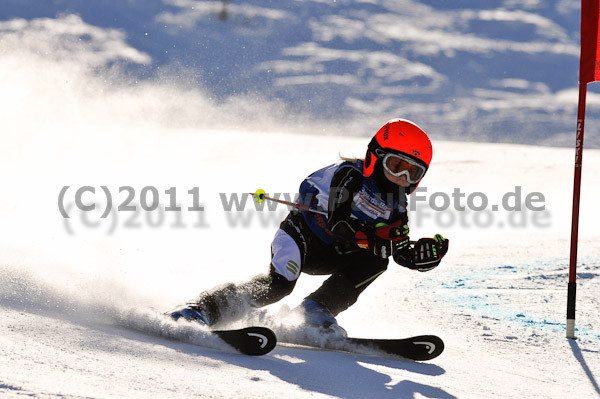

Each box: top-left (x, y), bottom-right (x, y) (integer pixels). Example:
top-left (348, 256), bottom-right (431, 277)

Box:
top-left (215, 327), bottom-right (277, 356)
top-left (409, 335), bottom-right (444, 361)
top-left (345, 334), bottom-right (445, 361)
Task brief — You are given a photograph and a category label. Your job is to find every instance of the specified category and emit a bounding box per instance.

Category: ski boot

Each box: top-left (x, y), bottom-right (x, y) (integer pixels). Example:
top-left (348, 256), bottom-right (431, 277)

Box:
top-left (298, 299), bottom-right (347, 337)
top-left (169, 303), bottom-right (210, 326)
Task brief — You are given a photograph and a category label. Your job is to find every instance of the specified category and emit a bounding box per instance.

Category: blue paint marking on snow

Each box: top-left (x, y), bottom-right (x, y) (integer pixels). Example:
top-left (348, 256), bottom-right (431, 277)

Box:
top-left (422, 257), bottom-right (600, 342)
top-left (445, 289), bottom-right (600, 341)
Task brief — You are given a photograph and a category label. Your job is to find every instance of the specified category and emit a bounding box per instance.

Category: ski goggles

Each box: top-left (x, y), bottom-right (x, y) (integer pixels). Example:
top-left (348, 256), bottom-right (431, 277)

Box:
top-left (382, 153), bottom-right (427, 184)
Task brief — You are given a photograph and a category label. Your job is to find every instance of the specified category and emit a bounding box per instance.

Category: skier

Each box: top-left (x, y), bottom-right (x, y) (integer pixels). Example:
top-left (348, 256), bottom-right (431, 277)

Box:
top-left (170, 118), bottom-right (449, 334)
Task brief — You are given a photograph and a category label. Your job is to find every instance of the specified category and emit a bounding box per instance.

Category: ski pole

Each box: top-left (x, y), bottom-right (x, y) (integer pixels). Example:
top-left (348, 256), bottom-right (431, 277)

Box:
top-left (251, 189), bottom-right (328, 216)
top-left (253, 189), bottom-right (416, 244)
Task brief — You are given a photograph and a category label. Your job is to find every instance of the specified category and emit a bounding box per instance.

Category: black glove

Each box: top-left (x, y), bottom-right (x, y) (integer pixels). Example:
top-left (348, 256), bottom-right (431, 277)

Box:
top-left (393, 234), bottom-right (449, 272)
top-left (373, 221), bottom-right (410, 259)
top-left (355, 231), bottom-right (392, 258)
top-left (373, 235), bottom-right (410, 259)
top-left (355, 222), bottom-right (410, 259)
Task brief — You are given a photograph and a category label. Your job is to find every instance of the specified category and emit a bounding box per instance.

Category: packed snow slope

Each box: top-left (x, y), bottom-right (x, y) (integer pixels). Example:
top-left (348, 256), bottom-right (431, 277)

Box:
top-left (2, 0), bottom-right (600, 146)
top-left (1, 2), bottom-right (600, 399)
top-left (1, 50), bottom-right (600, 398)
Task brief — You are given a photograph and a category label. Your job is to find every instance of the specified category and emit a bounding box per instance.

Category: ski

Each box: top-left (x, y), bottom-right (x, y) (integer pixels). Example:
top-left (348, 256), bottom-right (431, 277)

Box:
top-left (341, 335), bottom-right (444, 361)
top-left (279, 332), bottom-right (444, 361)
top-left (212, 326), bottom-right (277, 356)
top-left (160, 308), bottom-right (277, 356)
top-left (251, 307), bottom-right (444, 360)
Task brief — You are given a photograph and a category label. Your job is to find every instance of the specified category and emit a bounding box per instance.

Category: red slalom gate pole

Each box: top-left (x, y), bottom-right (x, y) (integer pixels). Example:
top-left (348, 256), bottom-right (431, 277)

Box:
top-left (566, 0), bottom-right (600, 340)
top-left (566, 82), bottom-right (588, 339)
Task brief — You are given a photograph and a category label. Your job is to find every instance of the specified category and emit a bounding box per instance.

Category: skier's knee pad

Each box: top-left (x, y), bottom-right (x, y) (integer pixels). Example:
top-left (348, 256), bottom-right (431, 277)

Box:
top-left (270, 228), bottom-right (303, 281)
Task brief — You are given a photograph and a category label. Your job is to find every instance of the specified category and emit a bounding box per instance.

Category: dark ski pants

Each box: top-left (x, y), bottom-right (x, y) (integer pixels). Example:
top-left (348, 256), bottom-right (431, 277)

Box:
top-left (195, 212), bottom-right (388, 325)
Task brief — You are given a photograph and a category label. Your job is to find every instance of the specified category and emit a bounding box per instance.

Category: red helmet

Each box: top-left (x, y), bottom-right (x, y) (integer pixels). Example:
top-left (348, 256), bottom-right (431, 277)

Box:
top-left (364, 119), bottom-right (432, 190)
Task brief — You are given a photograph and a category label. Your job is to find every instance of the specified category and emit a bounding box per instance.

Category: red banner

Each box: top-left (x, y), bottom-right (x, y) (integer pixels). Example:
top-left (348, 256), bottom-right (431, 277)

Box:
top-left (580, 0), bottom-right (600, 83)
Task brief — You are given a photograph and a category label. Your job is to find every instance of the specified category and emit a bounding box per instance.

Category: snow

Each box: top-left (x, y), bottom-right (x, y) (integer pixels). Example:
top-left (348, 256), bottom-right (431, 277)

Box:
top-left (1, 1), bottom-right (600, 398)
